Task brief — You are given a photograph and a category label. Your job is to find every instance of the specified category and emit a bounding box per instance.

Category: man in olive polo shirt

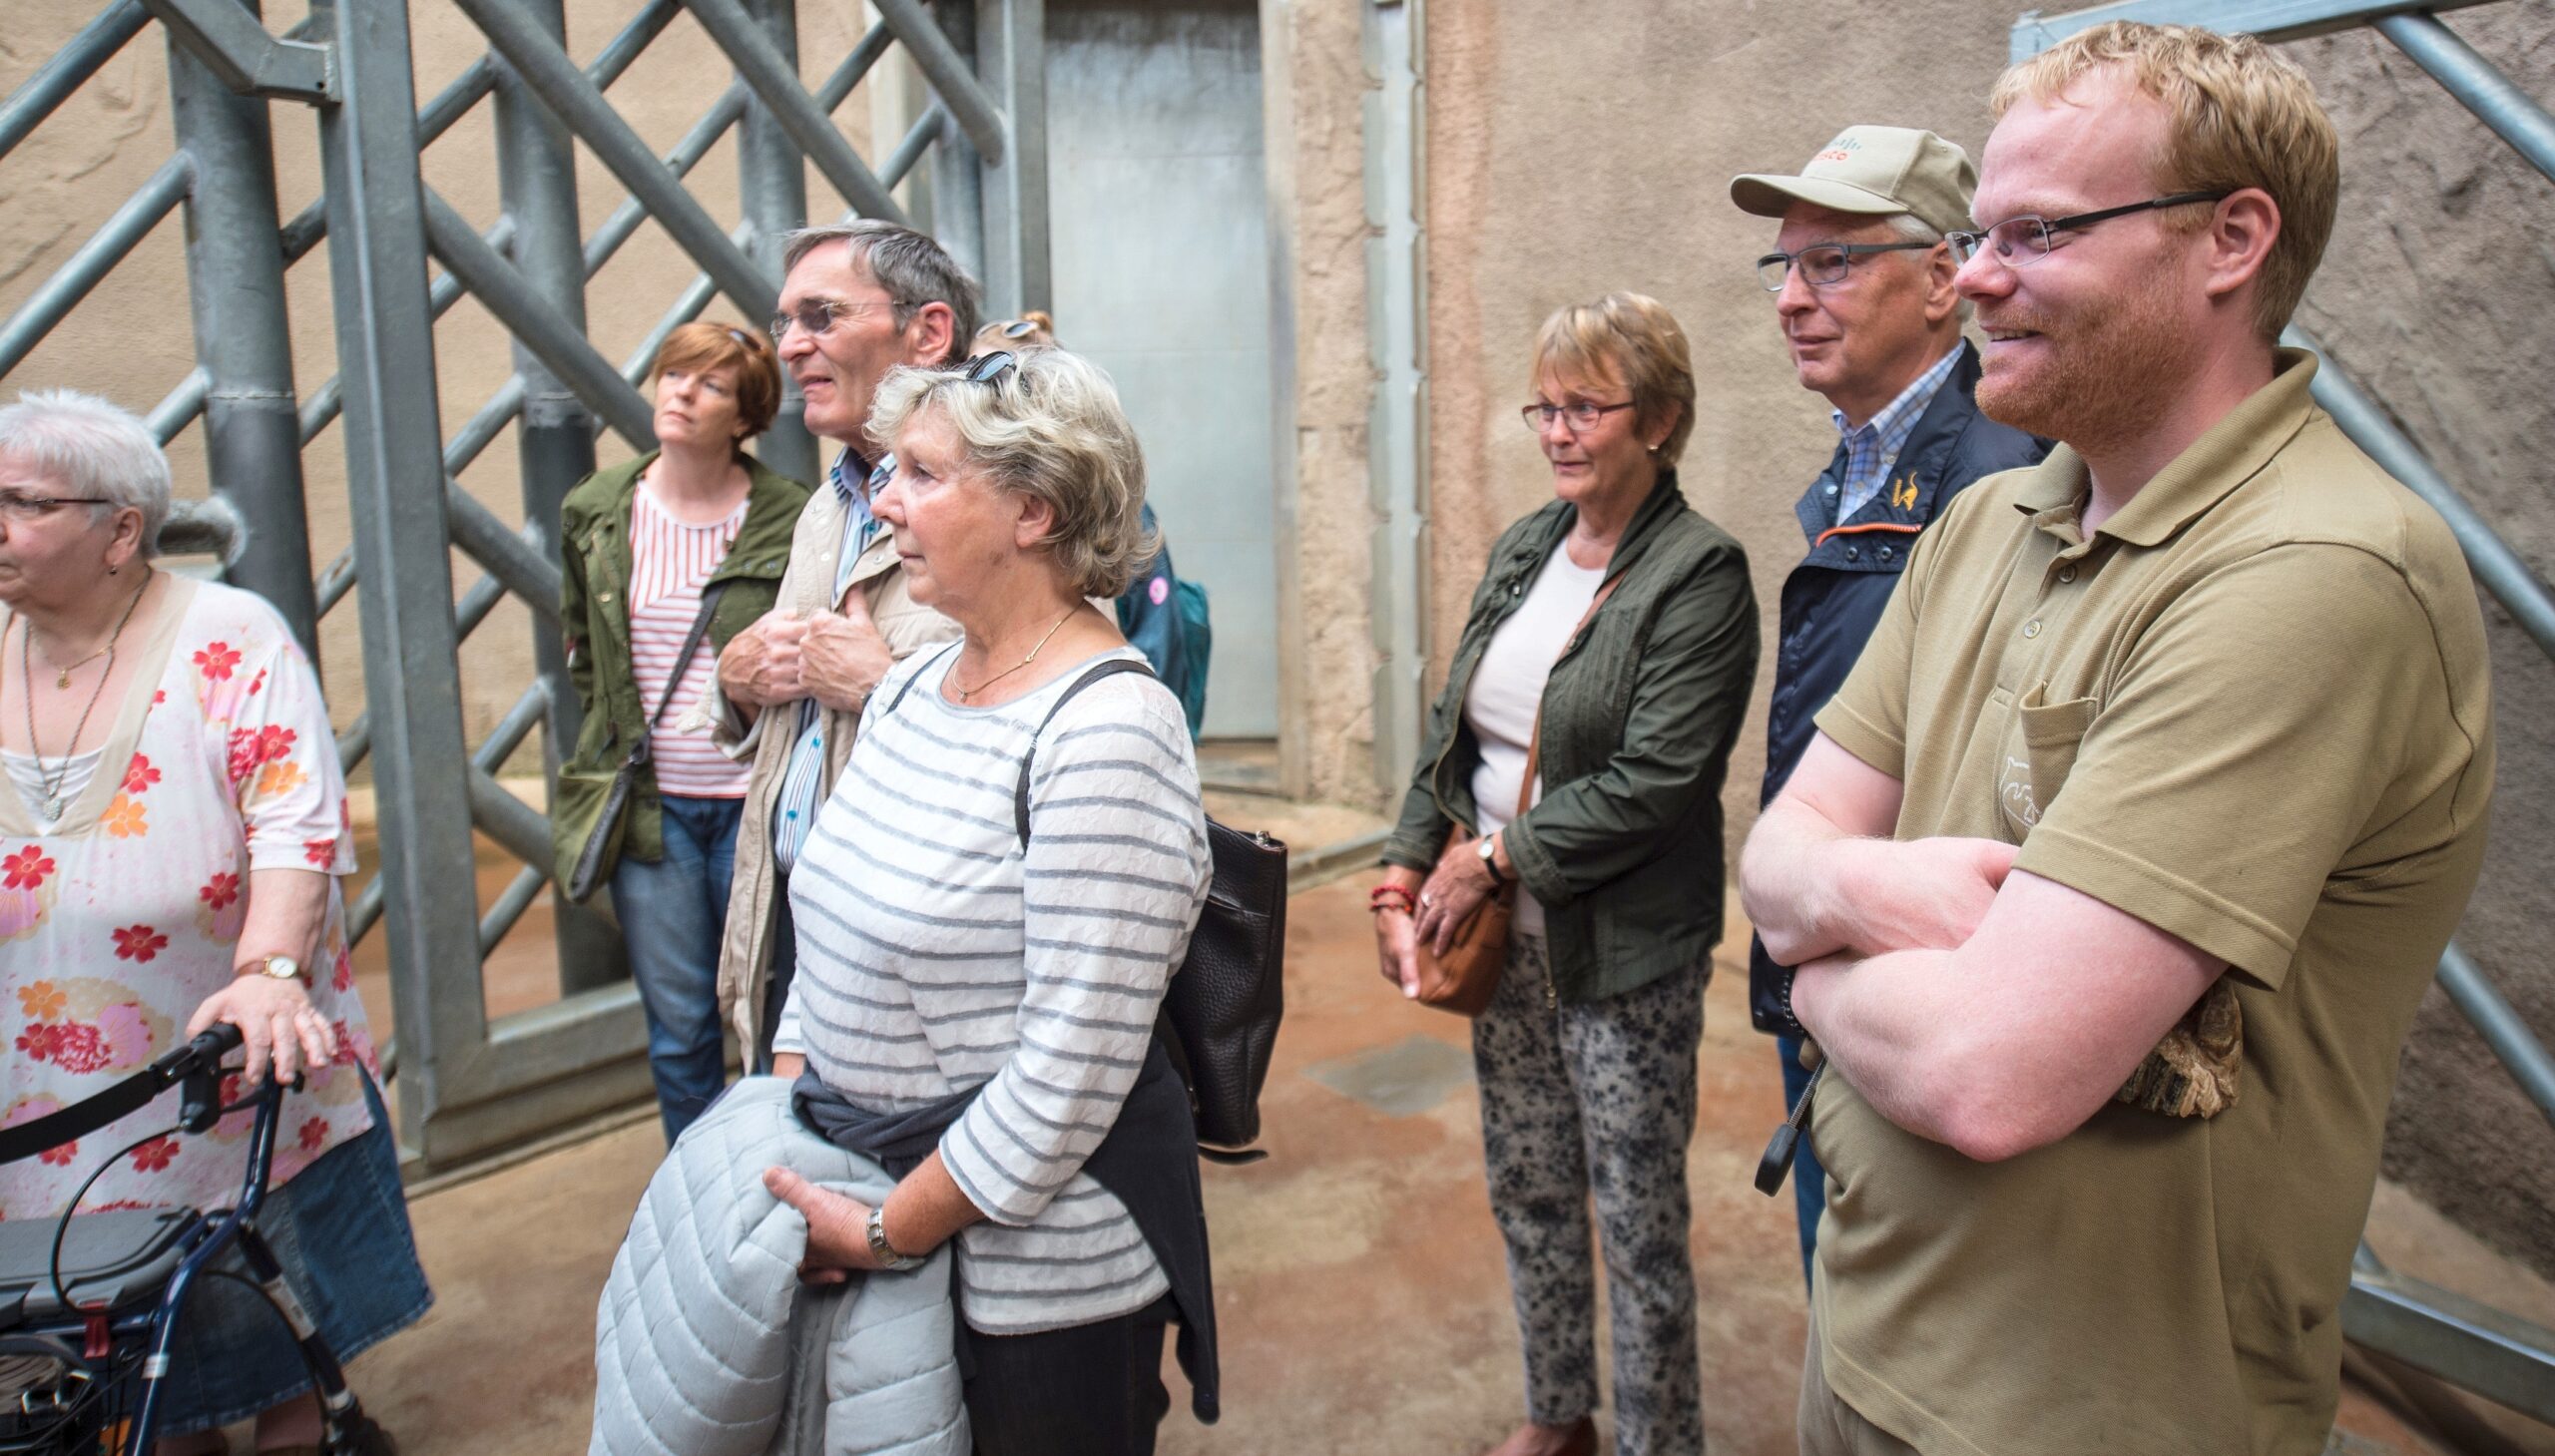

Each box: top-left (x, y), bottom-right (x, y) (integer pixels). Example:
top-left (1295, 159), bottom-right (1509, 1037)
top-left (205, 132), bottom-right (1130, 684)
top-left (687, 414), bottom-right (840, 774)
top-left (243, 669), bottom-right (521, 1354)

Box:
top-left (1738, 21), bottom-right (2493, 1456)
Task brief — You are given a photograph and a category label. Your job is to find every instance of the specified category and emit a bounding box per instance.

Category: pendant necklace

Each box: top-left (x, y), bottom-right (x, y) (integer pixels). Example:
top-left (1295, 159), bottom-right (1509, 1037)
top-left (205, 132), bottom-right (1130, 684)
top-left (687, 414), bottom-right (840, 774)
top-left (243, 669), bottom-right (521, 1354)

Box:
top-left (21, 575), bottom-right (150, 821)
top-left (951, 608), bottom-right (1077, 704)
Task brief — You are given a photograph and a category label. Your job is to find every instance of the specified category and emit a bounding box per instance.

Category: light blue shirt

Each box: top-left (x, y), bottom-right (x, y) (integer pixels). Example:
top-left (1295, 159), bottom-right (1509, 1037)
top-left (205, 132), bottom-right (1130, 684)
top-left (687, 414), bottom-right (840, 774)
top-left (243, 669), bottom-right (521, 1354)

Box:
top-left (1829, 345), bottom-right (1961, 524)
top-left (771, 450), bottom-right (884, 871)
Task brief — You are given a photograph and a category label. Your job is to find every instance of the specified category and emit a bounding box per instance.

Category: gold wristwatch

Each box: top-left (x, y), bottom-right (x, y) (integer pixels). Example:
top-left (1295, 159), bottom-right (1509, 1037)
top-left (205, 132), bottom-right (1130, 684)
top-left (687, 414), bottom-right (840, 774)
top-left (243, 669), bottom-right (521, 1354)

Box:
top-left (243, 953), bottom-right (306, 985)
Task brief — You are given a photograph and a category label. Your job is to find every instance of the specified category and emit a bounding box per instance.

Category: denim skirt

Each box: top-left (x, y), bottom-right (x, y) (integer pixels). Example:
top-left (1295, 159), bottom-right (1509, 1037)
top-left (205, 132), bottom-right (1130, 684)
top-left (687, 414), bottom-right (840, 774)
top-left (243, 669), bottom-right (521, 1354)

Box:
top-left (156, 1070), bottom-right (434, 1435)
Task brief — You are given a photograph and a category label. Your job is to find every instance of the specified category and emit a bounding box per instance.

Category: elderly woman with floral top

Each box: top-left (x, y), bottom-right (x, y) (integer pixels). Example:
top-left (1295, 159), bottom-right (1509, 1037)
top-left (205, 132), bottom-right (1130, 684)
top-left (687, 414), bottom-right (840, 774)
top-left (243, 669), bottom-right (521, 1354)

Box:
top-left (0, 390), bottom-right (428, 1455)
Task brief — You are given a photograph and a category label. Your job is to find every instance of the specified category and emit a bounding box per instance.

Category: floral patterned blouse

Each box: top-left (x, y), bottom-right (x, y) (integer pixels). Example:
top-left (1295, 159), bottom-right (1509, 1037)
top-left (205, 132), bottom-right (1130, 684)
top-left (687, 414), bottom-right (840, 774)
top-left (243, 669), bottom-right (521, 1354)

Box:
top-left (0, 577), bottom-right (374, 1221)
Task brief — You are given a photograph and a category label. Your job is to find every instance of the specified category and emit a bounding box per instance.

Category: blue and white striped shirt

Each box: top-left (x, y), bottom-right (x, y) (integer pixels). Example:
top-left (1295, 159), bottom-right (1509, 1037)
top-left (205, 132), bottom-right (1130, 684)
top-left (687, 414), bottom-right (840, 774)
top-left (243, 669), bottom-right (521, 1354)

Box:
top-left (776, 645), bottom-right (1212, 1334)
top-left (1830, 345), bottom-right (1961, 524)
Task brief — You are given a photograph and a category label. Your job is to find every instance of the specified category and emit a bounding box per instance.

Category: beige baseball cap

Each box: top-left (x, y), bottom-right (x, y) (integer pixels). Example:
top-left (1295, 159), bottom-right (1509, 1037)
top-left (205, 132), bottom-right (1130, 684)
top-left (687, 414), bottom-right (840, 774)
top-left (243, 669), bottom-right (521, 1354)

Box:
top-left (1730, 126), bottom-right (1978, 237)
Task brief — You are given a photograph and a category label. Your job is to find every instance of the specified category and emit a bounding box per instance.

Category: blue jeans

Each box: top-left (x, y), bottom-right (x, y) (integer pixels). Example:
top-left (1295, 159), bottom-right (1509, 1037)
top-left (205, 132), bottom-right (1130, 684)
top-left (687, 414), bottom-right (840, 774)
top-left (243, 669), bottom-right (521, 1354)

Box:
top-left (1778, 1031), bottom-right (1825, 1292)
top-left (612, 793), bottom-right (744, 1143)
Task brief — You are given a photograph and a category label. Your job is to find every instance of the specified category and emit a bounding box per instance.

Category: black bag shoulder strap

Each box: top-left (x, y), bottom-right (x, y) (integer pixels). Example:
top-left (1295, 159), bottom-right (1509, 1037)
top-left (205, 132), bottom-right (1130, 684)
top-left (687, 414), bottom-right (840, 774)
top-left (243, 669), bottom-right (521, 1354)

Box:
top-left (646, 580), bottom-right (731, 732)
top-left (881, 639), bottom-right (966, 720)
top-left (1016, 657), bottom-right (1159, 847)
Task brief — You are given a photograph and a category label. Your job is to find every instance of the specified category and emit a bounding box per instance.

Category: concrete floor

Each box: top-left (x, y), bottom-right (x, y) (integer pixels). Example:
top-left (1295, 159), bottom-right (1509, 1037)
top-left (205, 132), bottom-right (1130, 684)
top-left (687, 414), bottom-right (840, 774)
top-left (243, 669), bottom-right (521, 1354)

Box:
top-left (302, 866), bottom-right (2555, 1455)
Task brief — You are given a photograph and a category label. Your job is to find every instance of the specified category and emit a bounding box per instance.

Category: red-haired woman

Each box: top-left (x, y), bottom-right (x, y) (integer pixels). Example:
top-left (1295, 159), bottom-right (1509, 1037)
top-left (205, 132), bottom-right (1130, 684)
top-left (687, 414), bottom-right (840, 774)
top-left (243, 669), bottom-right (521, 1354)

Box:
top-left (557, 321), bottom-right (809, 1142)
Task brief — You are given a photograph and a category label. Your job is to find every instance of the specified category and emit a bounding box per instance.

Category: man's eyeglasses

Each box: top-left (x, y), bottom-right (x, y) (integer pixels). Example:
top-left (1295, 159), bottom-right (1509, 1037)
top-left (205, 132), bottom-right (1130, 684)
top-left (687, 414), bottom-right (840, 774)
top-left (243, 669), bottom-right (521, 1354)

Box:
top-left (1519, 400), bottom-right (1635, 434)
top-left (767, 297), bottom-right (887, 342)
top-left (0, 490), bottom-right (110, 524)
top-left (1946, 190), bottom-right (2233, 268)
top-left (1755, 241), bottom-right (1935, 292)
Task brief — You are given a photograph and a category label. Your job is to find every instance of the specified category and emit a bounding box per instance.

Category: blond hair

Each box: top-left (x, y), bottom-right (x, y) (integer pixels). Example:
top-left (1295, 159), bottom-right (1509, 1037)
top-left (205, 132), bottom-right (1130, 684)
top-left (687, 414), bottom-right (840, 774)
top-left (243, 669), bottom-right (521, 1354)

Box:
top-left (1530, 292), bottom-right (1697, 465)
top-left (1995, 21), bottom-right (2337, 339)
top-left (867, 348), bottom-right (1154, 599)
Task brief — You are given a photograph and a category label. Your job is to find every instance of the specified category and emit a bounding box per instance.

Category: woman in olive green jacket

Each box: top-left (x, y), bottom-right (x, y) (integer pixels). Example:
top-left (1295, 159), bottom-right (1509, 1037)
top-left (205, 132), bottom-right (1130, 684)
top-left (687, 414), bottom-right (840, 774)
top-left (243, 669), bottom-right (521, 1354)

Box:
top-left (556, 321), bottom-right (809, 1143)
top-left (1375, 294), bottom-right (1758, 1456)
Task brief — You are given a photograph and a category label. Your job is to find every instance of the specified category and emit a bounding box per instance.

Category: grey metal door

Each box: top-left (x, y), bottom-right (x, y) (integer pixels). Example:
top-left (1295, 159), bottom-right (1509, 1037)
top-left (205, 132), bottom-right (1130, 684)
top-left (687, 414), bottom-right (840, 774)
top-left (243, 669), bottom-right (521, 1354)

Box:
top-left (1045, 0), bottom-right (1276, 737)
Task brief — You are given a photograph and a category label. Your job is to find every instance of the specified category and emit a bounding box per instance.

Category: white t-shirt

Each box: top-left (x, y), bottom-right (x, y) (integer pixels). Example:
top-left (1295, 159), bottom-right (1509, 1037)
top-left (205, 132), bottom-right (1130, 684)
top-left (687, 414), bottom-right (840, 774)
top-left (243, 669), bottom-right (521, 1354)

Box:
top-left (1464, 545), bottom-right (1605, 936)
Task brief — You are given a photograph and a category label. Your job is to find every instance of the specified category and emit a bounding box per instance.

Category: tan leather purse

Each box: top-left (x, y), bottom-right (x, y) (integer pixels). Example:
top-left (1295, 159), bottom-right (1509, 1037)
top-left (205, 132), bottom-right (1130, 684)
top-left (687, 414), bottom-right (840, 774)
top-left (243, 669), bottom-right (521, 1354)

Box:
top-left (1411, 574), bottom-right (1620, 1017)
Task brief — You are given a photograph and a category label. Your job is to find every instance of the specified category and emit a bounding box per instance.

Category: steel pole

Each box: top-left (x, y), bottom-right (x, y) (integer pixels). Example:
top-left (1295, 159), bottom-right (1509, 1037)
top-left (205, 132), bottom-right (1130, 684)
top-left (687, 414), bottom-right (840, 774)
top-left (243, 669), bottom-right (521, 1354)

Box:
top-left (166, 10), bottom-right (321, 661)
top-left (307, 0), bottom-right (484, 1170)
top-left (736, 0), bottom-right (816, 486)
top-left (925, 0), bottom-right (984, 278)
top-left (972, 0), bottom-right (1045, 318)
top-left (2373, 12), bottom-right (2555, 187)
top-left (490, 0), bottom-right (627, 998)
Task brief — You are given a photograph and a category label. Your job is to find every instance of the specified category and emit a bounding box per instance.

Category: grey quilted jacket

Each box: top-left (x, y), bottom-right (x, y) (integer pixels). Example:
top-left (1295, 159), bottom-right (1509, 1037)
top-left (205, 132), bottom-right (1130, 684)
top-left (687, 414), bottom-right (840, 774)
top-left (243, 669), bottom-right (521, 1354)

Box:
top-left (590, 1077), bottom-right (969, 1456)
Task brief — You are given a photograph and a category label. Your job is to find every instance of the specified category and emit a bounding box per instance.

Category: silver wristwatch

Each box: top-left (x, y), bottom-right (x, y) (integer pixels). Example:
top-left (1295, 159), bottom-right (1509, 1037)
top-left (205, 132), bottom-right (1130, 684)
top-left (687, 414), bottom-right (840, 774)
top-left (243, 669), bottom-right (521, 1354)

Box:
top-left (1475, 833), bottom-right (1507, 886)
top-left (866, 1202), bottom-right (924, 1272)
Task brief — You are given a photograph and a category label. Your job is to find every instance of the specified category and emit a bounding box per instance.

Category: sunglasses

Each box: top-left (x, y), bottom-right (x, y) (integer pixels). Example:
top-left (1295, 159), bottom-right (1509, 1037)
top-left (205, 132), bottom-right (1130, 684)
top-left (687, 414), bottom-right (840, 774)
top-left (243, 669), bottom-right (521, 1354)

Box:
top-left (960, 350), bottom-right (1018, 386)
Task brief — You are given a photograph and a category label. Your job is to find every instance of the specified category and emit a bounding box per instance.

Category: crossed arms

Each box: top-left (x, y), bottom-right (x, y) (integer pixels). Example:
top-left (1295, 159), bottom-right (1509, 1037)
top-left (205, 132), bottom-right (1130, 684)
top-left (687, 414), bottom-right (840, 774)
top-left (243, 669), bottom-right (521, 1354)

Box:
top-left (1739, 732), bottom-right (2226, 1163)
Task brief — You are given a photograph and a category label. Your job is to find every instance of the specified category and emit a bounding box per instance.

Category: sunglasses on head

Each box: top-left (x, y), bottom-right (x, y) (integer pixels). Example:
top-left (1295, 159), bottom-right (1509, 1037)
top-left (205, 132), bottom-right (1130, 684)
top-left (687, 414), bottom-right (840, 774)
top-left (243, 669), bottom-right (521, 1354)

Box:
top-left (960, 350), bottom-right (1017, 386)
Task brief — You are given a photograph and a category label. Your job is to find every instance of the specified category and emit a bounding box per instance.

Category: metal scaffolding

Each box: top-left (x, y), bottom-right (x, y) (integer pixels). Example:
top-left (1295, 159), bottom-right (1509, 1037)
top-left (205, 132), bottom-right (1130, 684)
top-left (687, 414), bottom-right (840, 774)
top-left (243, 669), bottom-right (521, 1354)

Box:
top-left (0, 0), bottom-right (1048, 1175)
top-left (2014, 0), bottom-right (2555, 1426)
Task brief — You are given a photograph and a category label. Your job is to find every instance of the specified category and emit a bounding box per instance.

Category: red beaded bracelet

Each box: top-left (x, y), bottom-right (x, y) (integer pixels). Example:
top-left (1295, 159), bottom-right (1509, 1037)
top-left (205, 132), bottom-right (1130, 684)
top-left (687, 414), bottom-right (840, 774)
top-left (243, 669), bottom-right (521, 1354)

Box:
top-left (1368, 885), bottom-right (1418, 915)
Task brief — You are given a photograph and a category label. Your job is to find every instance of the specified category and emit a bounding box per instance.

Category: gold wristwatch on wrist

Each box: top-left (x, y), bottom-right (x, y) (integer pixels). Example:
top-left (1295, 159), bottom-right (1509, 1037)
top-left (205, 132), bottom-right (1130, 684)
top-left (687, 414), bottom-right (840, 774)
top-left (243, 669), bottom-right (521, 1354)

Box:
top-left (241, 953), bottom-right (306, 985)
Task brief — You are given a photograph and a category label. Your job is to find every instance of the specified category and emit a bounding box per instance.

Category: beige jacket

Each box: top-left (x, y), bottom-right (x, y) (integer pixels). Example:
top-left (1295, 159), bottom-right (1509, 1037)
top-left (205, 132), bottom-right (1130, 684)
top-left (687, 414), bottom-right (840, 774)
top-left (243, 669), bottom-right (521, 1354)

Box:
top-left (699, 483), bottom-right (958, 1054)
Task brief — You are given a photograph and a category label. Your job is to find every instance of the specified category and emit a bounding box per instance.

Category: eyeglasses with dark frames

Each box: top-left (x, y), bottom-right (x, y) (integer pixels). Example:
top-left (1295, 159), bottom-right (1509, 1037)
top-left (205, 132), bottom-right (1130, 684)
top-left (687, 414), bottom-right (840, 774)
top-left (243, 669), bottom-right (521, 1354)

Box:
top-left (961, 350), bottom-right (1018, 386)
top-left (1755, 240), bottom-right (1935, 292)
top-left (1519, 400), bottom-right (1636, 434)
top-left (1946, 190), bottom-right (2235, 268)
top-left (0, 490), bottom-right (113, 524)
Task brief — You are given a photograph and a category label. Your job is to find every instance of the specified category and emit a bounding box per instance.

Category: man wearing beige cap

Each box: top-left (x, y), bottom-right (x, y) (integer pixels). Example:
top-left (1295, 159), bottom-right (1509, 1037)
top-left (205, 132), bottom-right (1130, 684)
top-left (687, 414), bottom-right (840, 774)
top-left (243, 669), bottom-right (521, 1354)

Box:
top-left (1729, 124), bottom-right (2045, 1293)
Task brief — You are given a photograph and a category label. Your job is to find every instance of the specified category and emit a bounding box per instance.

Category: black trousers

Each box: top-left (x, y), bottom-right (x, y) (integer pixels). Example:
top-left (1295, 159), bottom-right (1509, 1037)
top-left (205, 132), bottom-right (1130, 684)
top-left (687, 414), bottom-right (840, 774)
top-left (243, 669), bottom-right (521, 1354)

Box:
top-left (964, 1295), bottom-right (1176, 1456)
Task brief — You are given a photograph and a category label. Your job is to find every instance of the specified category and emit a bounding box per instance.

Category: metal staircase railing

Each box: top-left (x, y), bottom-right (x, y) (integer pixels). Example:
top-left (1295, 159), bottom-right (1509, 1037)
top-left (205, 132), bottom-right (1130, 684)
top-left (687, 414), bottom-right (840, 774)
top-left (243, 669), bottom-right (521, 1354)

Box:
top-left (2014, 0), bottom-right (2555, 1426)
top-left (0, 0), bottom-right (1048, 1175)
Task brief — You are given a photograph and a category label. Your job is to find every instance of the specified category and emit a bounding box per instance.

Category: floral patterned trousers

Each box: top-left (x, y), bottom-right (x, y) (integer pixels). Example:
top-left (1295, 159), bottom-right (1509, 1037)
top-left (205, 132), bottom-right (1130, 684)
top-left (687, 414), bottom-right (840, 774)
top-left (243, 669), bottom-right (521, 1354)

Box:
top-left (1473, 934), bottom-right (1706, 1456)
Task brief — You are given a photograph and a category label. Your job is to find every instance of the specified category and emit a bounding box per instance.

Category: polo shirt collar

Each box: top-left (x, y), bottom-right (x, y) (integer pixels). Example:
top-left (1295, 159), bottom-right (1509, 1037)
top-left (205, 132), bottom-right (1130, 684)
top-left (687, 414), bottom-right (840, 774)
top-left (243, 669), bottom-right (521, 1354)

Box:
top-left (2009, 347), bottom-right (2320, 547)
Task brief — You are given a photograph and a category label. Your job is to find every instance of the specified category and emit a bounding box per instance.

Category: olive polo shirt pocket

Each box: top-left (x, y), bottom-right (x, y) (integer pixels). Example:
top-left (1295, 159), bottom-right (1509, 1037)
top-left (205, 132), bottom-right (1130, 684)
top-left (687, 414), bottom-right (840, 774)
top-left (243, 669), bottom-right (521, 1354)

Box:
top-left (1997, 684), bottom-right (2098, 837)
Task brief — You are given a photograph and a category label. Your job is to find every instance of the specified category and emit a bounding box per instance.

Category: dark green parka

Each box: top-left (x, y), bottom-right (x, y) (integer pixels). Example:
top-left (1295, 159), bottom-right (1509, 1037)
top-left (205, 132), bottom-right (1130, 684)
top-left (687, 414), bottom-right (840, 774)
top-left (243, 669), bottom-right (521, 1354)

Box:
top-left (555, 451), bottom-right (808, 871)
top-left (1384, 469), bottom-right (1760, 1004)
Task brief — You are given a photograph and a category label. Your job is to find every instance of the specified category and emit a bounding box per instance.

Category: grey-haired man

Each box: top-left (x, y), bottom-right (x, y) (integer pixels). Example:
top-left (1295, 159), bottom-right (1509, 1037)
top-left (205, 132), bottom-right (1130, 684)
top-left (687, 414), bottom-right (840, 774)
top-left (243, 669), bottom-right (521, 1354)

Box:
top-left (706, 221), bottom-right (976, 1062)
top-left (1729, 126), bottom-right (2047, 1287)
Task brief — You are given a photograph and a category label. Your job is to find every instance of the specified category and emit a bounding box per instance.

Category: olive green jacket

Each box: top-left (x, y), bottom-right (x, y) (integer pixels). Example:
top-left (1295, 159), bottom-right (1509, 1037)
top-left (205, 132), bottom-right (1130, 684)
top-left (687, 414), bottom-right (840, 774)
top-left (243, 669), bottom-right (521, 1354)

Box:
top-left (556, 451), bottom-right (808, 870)
top-left (1384, 470), bottom-right (1760, 1004)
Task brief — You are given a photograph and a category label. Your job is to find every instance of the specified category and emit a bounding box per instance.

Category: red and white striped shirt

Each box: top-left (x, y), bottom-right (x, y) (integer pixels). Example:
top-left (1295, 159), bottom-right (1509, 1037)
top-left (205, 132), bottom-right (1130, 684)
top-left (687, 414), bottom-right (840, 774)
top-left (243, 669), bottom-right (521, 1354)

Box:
top-left (629, 482), bottom-right (752, 798)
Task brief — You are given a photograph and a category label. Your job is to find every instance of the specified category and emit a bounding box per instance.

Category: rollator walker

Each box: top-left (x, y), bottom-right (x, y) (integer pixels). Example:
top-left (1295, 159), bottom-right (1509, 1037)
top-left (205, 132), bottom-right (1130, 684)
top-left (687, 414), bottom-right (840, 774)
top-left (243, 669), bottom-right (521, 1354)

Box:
top-left (0, 1023), bottom-right (393, 1454)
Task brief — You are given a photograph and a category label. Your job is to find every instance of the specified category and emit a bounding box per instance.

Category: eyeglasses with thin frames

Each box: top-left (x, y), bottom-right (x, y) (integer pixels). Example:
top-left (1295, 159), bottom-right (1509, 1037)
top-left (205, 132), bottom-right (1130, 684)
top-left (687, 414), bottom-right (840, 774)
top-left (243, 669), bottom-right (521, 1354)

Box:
top-left (1946, 190), bottom-right (2234, 268)
top-left (1519, 400), bottom-right (1635, 434)
top-left (767, 297), bottom-right (890, 343)
top-left (0, 491), bottom-right (111, 525)
top-left (1755, 241), bottom-right (1935, 292)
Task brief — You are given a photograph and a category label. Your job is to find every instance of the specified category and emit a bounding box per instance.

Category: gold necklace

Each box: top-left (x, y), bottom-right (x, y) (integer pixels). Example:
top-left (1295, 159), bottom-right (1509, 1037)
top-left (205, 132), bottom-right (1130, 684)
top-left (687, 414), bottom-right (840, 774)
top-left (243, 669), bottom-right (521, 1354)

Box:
top-left (950, 608), bottom-right (1077, 703)
top-left (20, 574), bottom-right (150, 820)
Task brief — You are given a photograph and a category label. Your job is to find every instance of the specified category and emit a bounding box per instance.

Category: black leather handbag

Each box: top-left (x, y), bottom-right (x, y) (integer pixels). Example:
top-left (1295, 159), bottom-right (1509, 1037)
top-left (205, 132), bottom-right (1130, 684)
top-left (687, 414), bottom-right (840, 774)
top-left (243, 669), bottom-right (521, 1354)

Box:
top-left (886, 649), bottom-right (1286, 1160)
top-left (1008, 660), bottom-right (1286, 1163)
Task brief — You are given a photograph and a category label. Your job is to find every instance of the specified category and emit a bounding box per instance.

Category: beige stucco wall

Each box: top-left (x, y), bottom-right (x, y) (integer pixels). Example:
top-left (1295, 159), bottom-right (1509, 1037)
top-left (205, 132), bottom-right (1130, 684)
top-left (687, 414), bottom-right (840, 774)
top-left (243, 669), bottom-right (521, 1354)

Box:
top-left (0, 1), bottom-right (886, 752)
top-left (1415, 0), bottom-right (2555, 1277)
top-left (1265, 0), bottom-right (1377, 806)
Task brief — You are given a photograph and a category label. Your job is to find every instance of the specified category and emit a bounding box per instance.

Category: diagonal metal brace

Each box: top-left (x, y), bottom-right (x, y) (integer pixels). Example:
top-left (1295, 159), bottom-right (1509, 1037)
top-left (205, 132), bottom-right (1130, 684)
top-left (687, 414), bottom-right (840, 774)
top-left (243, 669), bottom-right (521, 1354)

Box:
top-left (143, 0), bottom-right (331, 102)
top-left (449, 0), bottom-right (775, 322)
top-left (682, 0), bottom-right (907, 221)
top-left (870, 0), bottom-right (1008, 165)
top-left (419, 189), bottom-right (656, 449)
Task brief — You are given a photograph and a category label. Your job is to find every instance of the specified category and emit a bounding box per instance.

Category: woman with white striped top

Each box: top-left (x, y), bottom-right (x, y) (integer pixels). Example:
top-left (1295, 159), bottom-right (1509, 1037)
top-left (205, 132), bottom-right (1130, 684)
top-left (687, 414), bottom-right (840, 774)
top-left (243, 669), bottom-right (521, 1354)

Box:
top-left (759, 345), bottom-right (1214, 1455)
top-left (557, 321), bottom-right (809, 1142)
